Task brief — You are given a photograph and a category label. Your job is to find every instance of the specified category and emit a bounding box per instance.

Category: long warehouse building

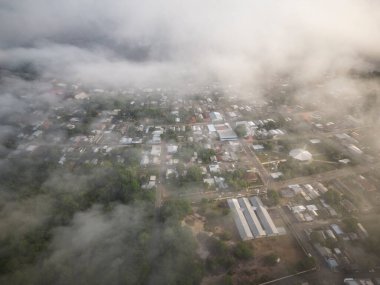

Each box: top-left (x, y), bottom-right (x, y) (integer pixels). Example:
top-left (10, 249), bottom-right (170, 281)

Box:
top-left (250, 196), bottom-right (279, 236)
top-left (238, 198), bottom-right (266, 238)
top-left (227, 199), bottom-right (253, 240)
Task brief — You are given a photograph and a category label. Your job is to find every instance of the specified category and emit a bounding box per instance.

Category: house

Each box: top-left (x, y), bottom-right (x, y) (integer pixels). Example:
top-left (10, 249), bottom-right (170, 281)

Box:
top-left (270, 172), bottom-right (283, 179)
top-left (120, 137), bottom-right (133, 144)
top-left (209, 164), bottom-right (220, 173)
top-left (167, 145), bottom-right (178, 154)
top-left (142, 176), bottom-right (157, 190)
top-left (252, 144), bottom-right (264, 151)
top-left (331, 224), bottom-right (344, 235)
top-left (210, 112), bottom-right (224, 123)
top-left (151, 145), bottom-right (161, 156)
top-left (289, 149), bottom-right (312, 162)
top-left (74, 92), bottom-right (90, 100)
top-left (203, 178), bottom-right (215, 187)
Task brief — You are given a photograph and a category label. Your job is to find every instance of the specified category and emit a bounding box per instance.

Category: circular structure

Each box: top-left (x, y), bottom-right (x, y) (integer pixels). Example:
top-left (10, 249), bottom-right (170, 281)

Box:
top-left (289, 148), bottom-right (312, 162)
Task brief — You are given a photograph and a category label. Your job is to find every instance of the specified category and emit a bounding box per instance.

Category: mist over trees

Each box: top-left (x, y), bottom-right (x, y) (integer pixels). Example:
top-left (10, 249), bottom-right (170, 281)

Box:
top-left (0, 143), bottom-right (202, 285)
top-left (1, 0), bottom-right (380, 284)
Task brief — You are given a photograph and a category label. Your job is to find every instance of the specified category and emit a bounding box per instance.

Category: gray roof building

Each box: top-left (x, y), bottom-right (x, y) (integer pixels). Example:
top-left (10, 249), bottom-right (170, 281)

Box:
top-left (238, 198), bottom-right (266, 237)
top-left (227, 199), bottom-right (253, 240)
top-left (250, 196), bottom-right (279, 236)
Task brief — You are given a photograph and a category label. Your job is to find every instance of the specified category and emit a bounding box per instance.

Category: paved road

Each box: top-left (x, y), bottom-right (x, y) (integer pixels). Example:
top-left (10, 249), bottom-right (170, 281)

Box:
top-left (155, 142), bottom-right (167, 208)
top-left (271, 162), bottom-right (380, 190)
top-left (240, 139), bottom-right (272, 187)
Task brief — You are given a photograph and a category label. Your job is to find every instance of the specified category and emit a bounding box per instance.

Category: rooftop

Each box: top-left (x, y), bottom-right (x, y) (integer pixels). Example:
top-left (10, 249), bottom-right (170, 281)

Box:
top-left (289, 148), bottom-right (312, 161)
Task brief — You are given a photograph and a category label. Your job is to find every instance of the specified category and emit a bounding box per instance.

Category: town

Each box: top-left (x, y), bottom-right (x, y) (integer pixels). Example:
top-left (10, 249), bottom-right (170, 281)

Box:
top-left (5, 77), bottom-right (380, 285)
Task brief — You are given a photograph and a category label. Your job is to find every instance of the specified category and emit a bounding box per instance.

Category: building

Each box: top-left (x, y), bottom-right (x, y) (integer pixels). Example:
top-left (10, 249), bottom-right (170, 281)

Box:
top-left (142, 176), bottom-right (157, 189)
top-left (270, 172), bottom-right (283, 179)
top-left (326, 258), bottom-right (339, 270)
top-left (250, 196), bottom-right (279, 236)
top-left (210, 112), bottom-right (224, 123)
top-left (238, 198), bottom-right (266, 238)
top-left (357, 223), bottom-right (369, 239)
top-left (74, 92), bottom-right (90, 100)
top-left (207, 124), bottom-right (216, 133)
top-left (217, 129), bottom-right (238, 141)
top-left (209, 164), bottom-right (220, 173)
top-left (215, 124), bottom-right (238, 141)
top-left (347, 144), bottom-right (363, 155)
top-left (252, 144), bottom-right (264, 151)
top-left (331, 224), bottom-right (344, 235)
top-left (228, 199), bottom-right (254, 240)
top-left (167, 145), bottom-right (178, 154)
top-left (228, 196), bottom-right (280, 240)
top-left (120, 137), bottom-right (133, 144)
top-left (289, 149), bottom-right (312, 162)
top-left (151, 145), bottom-right (161, 156)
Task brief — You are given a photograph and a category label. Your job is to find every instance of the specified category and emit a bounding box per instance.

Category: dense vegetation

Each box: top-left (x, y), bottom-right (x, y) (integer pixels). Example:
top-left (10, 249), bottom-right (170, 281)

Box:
top-left (0, 147), bottom-right (203, 285)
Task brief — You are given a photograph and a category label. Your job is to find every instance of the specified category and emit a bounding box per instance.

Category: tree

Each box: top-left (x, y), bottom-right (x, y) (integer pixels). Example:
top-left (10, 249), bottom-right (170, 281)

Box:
top-left (263, 253), bottom-right (279, 266)
top-left (161, 129), bottom-right (178, 142)
top-left (324, 189), bottom-right (341, 206)
top-left (219, 275), bottom-right (233, 285)
top-left (198, 148), bottom-right (216, 163)
top-left (296, 256), bottom-right (316, 271)
top-left (343, 217), bottom-right (358, 232)
top-left (185, 165), bottom-right (203, 182)
top-left (234, 125), bottom-right (247, 137)
top-left (266, 189), bottom-right (280, 206)
top-left (177, 147), bottom-right (195, 162)
top-left (233, 242), bottom-right (253, 260)
top-left (123, 149), bottom-right (141, 166)
top-left (160, 200), bottom-right (192, 222)
top-left (310, 231), bottom-right (325, 244)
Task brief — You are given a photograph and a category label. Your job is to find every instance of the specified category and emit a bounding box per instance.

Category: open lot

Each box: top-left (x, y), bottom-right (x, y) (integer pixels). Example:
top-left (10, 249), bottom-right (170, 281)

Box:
top-left (230, 234), bottom-right (306, 285)
top-left (253, 137), bottom-right (355, 180)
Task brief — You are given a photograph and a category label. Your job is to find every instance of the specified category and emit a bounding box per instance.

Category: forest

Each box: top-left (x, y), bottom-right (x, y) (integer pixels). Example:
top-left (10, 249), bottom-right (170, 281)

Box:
top-left (0, 145), bottom-right (203, 285)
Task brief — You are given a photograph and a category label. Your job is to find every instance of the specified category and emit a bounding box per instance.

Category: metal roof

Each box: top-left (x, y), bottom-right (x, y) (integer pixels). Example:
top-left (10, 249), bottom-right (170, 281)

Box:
top-left (227, 199), bottom-right (253, 240)
top-left (238, 198), bottom-right (266, 237)
top-left (250, 196), bottom-right (279, 236)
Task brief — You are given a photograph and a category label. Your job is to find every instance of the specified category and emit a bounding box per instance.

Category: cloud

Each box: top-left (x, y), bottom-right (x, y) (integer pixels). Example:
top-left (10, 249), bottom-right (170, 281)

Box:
top-left (0, 203), bottom-right (147, 284)
top-left (0, 2), bottom-right (380, 284)
top-left (0, 193), bottom-right (53, 240)
top-left (0, 0), bottom-right (379, 88)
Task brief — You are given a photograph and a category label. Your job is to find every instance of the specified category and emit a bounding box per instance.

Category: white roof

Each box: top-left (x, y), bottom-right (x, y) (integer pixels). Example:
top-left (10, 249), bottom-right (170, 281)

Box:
top-left (306, 204), bottom-right (318, 211)
top-left (74, 92), bottom-right (89, 100)
top-left (228, 199), bottom-right (254, 240)
top-left (253, 144), bottom-right (264, 150)
top-left (331, 224), bottom-right (344, 235)
top-left (120, 137), bottom-right (133, 144)
top-left (210, 112), bottom-right (223, 121)
top-left (209, 164), bottom-right (220, 173)
top-left (203, 178), bottom-right (215, 185)
top-left (309, 139), bottom-right (321, 144)
top-left (207, 124), bottom-right (216, 132)
top-left (270, 172), bottom-right (283, 179)
top-left (339, 158), bottom-right (350, 164)
top-left (292, 205), bottom-right (306, 213)
top-left (217, 129), bottom-right (238, 141)
top-left (167, 145), bottom-right (178, 154)
top-left (151, 145), bottom-right (161, 156)
top-left (289, 149), bottom-right (312, 161)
